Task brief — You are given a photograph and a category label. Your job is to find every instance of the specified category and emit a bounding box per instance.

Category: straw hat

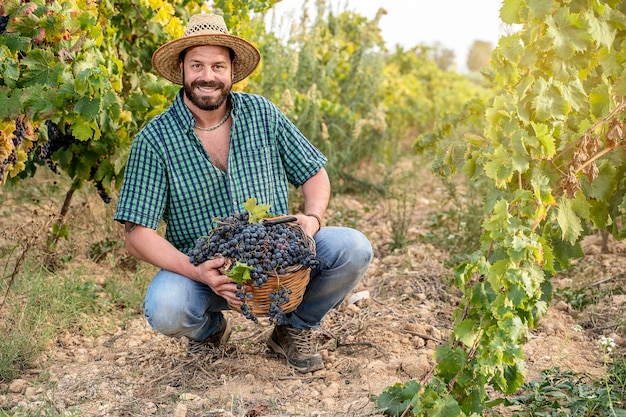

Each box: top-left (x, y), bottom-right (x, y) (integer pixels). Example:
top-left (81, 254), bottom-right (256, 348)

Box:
top-left (152, 14), bottom-right (261, 85)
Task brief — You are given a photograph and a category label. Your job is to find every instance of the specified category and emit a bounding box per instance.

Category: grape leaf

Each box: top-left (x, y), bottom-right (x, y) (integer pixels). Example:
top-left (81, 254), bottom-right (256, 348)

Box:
top-left (226, 262), bottom-right (252, 284)
top-left (431, 395), bottom-right (461, 417)
top-left (556, 197), bottom-right (583, 245)
top-left (372, 380), bottom-right (420, 417)
top-left (21, 49), bottom-right (61, 87)
top-left (455, 319), bottom-right (478, 348)
top-left (435, 345), bottom-right (468, 382)
top-left (244, 197), bottom-right (272, 223)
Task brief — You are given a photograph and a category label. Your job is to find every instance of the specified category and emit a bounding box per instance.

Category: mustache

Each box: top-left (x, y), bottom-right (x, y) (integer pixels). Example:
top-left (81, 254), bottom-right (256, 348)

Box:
top-left (191, 80), bottom-right (225, 89)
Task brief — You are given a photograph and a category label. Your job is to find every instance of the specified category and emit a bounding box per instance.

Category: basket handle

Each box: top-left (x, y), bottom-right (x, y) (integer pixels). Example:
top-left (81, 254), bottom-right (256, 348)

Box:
top-left (261, 215), bottom-right (298, 226)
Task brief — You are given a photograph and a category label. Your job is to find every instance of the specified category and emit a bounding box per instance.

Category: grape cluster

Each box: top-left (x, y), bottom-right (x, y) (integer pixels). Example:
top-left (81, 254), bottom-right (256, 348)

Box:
top-left (94, 180), bottom-right (112, 204)
top-left (38, 120), bottom-right (78, 173)
top-left (235, 284), bottom-right (257, 323)
top-left (0, 15), bottom-right (8, 34)
top-left (1, 118), bottom-right (26, 182)
top-left (268, 287), bottom-right (292, 325)
top-left (188, 212), bottom-right (319, 323)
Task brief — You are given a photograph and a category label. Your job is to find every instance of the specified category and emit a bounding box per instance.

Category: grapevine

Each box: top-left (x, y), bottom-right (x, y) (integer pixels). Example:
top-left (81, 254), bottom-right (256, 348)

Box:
top-left (376, 0), bottom-right (626, 416)
top-left (188, 201), bottom-right (318, 324)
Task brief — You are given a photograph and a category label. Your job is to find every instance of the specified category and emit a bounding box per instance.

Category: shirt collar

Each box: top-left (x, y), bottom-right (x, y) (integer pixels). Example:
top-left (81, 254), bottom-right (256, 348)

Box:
top-left (172, 89), bottom-right (195, 133)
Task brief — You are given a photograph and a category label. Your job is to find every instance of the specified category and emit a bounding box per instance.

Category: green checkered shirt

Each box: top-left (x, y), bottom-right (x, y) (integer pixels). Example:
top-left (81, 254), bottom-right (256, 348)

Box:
top-left (114, 90), bottom-right (327, 254)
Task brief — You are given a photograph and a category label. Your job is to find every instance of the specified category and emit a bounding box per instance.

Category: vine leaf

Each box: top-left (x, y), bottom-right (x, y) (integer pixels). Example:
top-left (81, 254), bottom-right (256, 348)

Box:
top-left (244, 197), bottom-right (272, 223)
top-left (556, 197), bottom-right (583, 245)
top-left (455, 319), bottom-right (478, 348)
top-left (371, 380), bottom-right (420, 417)
top-left (435, 345), bottom-right (468, 382)
top-left (21, 49), bottom-right (59, 86)
top-left (226, 261), bottom-right (252, 285)
top-left (431, 395), bottom-right (462, 417)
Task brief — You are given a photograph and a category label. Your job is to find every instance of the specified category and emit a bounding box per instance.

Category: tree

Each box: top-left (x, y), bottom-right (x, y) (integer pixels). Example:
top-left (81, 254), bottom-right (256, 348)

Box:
top-left (466, 39), bottom-right (492, 71)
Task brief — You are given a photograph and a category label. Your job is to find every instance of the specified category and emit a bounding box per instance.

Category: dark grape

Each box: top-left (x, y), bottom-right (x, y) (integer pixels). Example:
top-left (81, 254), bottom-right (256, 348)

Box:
top-left (1, 117), bottom-right (26, 181)
top-left (31, 120), bottom-right (80, 174)
top-left (95, 181), bottom-right (112, 204)
top-left (0, 16), bottom-right (8, 34)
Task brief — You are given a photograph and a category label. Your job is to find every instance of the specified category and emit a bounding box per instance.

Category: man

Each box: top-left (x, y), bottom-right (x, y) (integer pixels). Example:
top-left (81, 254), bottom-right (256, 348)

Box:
top-left (114, 13), bottom-right (373, 373)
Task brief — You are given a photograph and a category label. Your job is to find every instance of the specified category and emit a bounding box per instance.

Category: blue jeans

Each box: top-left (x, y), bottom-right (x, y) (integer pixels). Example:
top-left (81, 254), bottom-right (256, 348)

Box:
top-left (143, 226), bottom-right (373, 342)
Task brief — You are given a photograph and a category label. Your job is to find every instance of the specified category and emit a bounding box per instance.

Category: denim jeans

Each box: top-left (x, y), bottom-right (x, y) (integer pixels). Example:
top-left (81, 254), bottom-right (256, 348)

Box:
top-left (143, 226), bottom-right (373, 342)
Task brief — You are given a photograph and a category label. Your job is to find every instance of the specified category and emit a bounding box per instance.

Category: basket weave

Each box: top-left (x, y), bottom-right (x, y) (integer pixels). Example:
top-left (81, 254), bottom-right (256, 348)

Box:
top-left (229, 267), bottom-right (311, 315)
top-left (227, 224), bottom-right (315, 315)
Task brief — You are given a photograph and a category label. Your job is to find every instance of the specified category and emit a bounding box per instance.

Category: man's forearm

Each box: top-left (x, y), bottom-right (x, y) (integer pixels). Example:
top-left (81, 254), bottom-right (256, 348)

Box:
top-left (123, 222), bottom-right (198, 280)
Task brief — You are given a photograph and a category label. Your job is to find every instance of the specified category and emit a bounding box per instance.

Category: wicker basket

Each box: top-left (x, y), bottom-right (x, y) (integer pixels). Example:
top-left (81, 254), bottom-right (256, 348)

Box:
top-left (229, 267), bottom-right (311, 315)
top-left (227, 224), bottom-right (315, 316)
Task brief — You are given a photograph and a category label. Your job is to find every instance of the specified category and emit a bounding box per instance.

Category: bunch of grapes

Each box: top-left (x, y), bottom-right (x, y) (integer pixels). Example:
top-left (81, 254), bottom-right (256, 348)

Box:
top-left (267, 287), bottom-right (292, 325)
top-left (188, 212), bottom-right (319, 323)
top-left (1, 117), bottom-right (27, 183)
top-left (0, 15), bottom-right (9, 34)
top-left (37, 120), bottom-right (78, 174)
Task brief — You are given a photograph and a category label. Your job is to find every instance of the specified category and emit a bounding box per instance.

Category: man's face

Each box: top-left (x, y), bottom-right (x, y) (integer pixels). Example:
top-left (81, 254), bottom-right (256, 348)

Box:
top-left (181, 45), bottom-right (233, 111)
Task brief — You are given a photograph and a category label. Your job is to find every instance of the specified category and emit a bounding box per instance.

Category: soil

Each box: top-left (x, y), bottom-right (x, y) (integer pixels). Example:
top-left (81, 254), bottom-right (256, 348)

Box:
top-left (1, 173), bottom-right (625, 417)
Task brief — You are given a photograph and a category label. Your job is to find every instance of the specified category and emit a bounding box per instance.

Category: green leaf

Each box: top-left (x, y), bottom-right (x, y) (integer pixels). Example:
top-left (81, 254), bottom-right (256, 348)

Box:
top-left (556, 197), bottom-right (583, 245)
top-left (581, 159), bottom-right (617, 201)
top-left (530, 121), bottom-right (556, 159)
top-left (435, 345), bottom-right (468, 382)
top-left (531, 78), bottom-right (569, 121)
top-left (74, 96), bottom-right (102, 120)
top-left (484, 146), bottom-right (513, 188)
top-left (483, 199), bottom-right (511, 240)
top-left (586, 10), bottom-right (616, 48)
top-left (243, 197), bottom-right (272, 223)
top-left (0, 89), bottom-right (22, 119)
top-left (70, 120), bottom-right (96, 142)
top-left (0, 47), bottom-right (19, 86)
top-left (589, 83), bottom-right (611, 118)
top-left (1, 33), bottom-right (30, 53)
top-left (22, 84), bottom-right (58, 119)
top-left (500, 0), bottom-right (522, 25)
top-left (226, 262), bottom-right (252, 284)
top-left (455, 319), bottom-right (478, 348)
top-left (373, 380), bottom-right (420, 417)
top-left (21, 49), bottom-right (62, 86)
top-left (431, 394), bottom-right (462, 417)
top-left (502, 359), bottom-right (526, 394)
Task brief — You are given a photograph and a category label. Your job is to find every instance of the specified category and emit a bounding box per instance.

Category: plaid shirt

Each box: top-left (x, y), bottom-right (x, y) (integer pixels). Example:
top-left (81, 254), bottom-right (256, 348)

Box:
top-left (114, 90), bottom-right (327, 253)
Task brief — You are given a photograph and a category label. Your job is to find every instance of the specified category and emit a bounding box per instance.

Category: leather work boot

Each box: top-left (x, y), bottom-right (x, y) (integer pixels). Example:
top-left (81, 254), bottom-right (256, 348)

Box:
top-left (267, 325), bottom-right (324, 373)
top-left (187, 319), bottom-right (232, 356)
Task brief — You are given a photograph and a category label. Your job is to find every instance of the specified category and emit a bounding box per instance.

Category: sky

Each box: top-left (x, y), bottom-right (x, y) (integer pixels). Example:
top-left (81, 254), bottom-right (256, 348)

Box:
top-left (268, 0), bottom-right (510, 71)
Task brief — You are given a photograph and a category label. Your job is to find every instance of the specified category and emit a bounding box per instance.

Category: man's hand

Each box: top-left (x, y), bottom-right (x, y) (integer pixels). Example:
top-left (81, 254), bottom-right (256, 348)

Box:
top-left (295, 214), bottom-right (321, 238)
top-left (193, 257), bottom-right (249, 305)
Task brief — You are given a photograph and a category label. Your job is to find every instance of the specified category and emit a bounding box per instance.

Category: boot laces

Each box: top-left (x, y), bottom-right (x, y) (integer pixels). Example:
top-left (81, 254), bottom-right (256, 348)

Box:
top-left (286, 327), bottom-right (314, 353)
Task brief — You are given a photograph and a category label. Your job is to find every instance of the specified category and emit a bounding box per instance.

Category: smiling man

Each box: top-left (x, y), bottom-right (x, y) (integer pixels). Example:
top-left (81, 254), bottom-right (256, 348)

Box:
top-left (113, 13), bottom-right (373, 373)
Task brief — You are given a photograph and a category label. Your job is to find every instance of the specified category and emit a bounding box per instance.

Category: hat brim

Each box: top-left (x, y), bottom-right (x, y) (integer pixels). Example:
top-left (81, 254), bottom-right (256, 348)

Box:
top-left (152, 33), bottom-right (261, 85)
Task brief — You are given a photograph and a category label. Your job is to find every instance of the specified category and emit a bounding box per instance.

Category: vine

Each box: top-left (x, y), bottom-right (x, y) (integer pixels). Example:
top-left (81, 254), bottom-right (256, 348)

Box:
top-left (0, 0), bottom-right (277, 240)
top-left (375, 0), bottom-right (626, 416)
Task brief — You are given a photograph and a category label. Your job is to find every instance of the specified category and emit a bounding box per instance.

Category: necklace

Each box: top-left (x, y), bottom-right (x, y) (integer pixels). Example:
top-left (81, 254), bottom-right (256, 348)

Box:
top-left (194, 108), bottom-right (231, 132)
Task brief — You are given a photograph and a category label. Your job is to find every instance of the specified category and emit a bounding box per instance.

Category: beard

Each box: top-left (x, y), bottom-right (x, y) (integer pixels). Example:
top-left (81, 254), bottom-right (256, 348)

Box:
top-left (183, 77), bottom-right (231, 111)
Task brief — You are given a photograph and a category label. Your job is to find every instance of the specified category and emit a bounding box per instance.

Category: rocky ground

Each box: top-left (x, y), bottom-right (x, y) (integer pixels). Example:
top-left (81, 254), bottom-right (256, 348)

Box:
top-left (1, 177), bottom-right (625, 416)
